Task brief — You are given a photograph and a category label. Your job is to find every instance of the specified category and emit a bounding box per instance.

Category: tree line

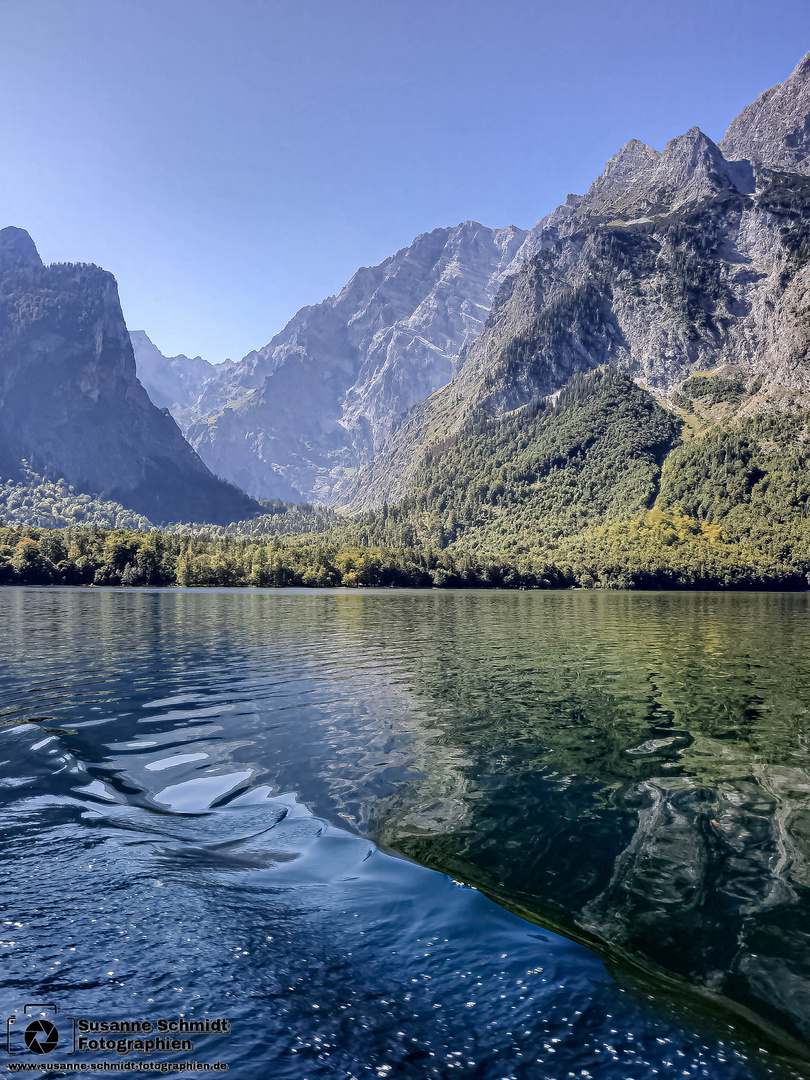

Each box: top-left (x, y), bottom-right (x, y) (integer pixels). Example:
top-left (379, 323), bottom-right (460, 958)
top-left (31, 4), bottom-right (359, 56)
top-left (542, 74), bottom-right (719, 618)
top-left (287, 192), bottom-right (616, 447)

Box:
top-left (1, 509), bottom-right (807, 592)
top-left (2, 369), bottom-right (810, 591)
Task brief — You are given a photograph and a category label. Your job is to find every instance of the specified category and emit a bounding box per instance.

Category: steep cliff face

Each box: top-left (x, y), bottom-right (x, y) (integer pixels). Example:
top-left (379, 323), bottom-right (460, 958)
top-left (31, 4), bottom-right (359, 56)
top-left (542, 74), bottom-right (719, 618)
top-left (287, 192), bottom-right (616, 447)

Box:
top-left (348, 59), bottom-right (810, 508)
top-left (170, 222), bottom-right (529, 501)
top-left (451, 155), bottom-right (802, 408)
top-left (0, 229), bottom-right (261, 525)
top-left (720, 52), bottom-right (810, 174)
top-left (129, 330), bottom-right (222, 422)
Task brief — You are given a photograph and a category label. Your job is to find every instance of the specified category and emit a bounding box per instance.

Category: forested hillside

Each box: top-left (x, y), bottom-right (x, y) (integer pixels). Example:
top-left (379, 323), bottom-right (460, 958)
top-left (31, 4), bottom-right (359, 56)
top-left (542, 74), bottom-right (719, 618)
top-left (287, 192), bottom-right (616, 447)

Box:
top-left (333, 368), bottom-right (810, 586)
top-left (7, 54), bottom-right (810, 587)
top-left (361, 369), bottom-right (682, 552)
top-left (3, 367), bottom-right (810, 590)
top-left (0, 466), bottom-right (155, 530)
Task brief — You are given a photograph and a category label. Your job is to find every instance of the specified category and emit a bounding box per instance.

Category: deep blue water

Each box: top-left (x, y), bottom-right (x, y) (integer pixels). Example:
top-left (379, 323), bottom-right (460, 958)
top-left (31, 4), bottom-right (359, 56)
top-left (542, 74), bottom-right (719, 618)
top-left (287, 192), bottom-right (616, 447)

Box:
top-left (0, 587), bottom-right (807, 1079)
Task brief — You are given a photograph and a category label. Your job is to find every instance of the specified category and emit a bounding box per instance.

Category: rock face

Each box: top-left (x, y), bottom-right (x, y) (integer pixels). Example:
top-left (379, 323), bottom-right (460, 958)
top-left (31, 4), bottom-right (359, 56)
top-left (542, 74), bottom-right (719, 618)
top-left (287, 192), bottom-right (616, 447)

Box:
top-left (138, 222), bottom-right (530, 502)
top-left (0, 226), bottom-right (42, 270)
top-left (137, 53), bottom-right (810, 511)
top-left (583, 129), bottom-right (754, 218)
top-left (349, 58), bottom-right (810, 508)
top-left (720, 52), bottom-right (810, 174)
top-left (129, 330), bottom-right (222, 423)
top-left (0, 229), bottom-right (261, 525)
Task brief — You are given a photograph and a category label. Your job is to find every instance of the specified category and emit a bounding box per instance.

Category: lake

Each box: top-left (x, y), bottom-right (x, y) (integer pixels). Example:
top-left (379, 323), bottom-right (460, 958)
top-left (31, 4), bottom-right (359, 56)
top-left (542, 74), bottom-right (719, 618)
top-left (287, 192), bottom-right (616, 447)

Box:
top-left (0, 587), bottom-right (808, 1078)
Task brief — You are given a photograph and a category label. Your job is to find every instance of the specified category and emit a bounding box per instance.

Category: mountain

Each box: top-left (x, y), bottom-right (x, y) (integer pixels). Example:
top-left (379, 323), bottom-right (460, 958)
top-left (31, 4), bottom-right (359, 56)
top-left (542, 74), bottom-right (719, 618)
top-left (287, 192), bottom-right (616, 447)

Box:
top-left (136, 222), bottom-right (531, 502)
top-left (129, 330), bottom-right (223, 423)
top-left (0, 228), bottom-right (261, 526)
top-left (132, 53), bottom-right (810, 519)
top-left (720, 52), bottom-right (810, 174)
top-left (348, 55), bottom-right (810, 508)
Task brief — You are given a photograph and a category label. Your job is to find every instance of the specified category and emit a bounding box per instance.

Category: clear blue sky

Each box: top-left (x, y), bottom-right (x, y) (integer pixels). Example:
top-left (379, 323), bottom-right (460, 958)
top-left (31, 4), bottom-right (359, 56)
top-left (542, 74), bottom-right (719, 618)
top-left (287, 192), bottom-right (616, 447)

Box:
top-left (1, 0), bottom-right (809, 362)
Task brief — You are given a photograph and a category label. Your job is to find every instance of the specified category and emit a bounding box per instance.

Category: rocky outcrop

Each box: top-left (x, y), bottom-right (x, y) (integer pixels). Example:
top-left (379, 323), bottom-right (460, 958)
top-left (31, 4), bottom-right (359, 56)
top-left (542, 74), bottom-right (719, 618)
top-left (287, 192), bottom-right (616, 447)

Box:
top-left (720, 52), bottom-right (810, 174)
top-left (0, 229), bottom-right (261, 525)
top-left (155, 222), bottom-right (529, 502)
top-left (0, 226), bottom-right (42, 270)
top-left (582, 128), bottom-right (754, 219)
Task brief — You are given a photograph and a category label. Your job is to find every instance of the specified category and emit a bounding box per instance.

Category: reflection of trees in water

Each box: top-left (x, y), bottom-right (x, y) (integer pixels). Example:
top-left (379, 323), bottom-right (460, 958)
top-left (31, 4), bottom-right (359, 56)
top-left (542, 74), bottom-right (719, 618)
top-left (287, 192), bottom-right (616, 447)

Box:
top-left (17, 588), bottom-right (810, 1046)
top-left (370, 592), bottom-right (810, 1045)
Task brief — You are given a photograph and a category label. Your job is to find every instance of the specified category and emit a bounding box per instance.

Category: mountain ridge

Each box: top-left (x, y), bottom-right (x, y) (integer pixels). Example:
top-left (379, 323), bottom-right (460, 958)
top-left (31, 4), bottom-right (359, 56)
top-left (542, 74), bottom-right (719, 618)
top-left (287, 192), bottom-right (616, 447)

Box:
top-left (136, 221), bottom-right (533, 502)
top-left (0, 229), bottom-right (262, 526)
top-left (128, 52), bottom-right (810, 519)
top-left (345, 55), bottom-right (810, 507)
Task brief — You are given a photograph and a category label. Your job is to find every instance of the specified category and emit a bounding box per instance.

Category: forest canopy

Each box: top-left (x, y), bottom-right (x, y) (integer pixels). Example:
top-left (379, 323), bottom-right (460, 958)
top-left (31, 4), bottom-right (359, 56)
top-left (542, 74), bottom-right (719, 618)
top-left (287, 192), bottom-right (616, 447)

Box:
top-left (3, 369), bottom-right (810, 590)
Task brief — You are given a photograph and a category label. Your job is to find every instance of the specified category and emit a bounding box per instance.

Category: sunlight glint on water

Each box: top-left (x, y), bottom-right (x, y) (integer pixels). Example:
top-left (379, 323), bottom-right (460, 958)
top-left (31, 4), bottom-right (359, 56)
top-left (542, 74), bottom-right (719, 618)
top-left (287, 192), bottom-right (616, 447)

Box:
top-left (0, 587), bottom-right (808, 1078)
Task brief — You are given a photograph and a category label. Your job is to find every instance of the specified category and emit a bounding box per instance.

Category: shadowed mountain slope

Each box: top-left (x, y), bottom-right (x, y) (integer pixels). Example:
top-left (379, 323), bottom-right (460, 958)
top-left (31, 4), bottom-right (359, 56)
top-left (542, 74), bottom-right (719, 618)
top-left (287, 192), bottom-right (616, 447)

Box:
top-left (0, 229), bottom-right (261, 526)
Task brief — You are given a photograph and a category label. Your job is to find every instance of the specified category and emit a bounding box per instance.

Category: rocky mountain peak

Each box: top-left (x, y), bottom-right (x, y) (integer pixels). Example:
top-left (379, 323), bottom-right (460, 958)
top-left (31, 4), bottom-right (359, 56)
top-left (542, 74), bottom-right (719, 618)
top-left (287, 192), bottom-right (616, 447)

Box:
top-left (0, 226), bottom-right (43, 271)
top-left (164, 220), bottom-right (531, 502)
top-left (578, 127), bottom-right (752, 222)
top-left (720, 51), bottom-right (810, 174)
top-left (662, 125), bottom-right (722, 167)
top-left (585, 139), bottom-right (662, 204)
top-left (656, 126), bottom-right (754, 199)
top-left (346, 61), bottom-right (810, 510)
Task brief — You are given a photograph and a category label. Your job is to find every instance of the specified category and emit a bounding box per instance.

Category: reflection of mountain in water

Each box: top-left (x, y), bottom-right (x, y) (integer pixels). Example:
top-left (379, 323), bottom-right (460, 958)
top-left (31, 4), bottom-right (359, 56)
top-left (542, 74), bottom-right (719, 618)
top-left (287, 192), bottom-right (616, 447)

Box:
top-left (368, 592), bottom-right (810, 1048)
top-left (4, 587), bottom-right (794, 1079)
top-left (3, 587), bottom-right (809, 1062)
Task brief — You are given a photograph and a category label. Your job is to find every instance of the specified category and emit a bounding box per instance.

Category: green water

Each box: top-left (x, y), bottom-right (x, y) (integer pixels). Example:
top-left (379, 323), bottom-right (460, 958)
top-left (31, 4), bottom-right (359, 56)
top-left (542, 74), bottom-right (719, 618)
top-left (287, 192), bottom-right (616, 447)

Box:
top-left (354, 590), bottom-right (810, 1048)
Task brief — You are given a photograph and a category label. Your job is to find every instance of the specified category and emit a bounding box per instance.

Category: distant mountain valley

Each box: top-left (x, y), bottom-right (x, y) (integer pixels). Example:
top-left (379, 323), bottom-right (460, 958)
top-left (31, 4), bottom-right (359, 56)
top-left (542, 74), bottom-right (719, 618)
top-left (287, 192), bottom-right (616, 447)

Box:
top-left (4, 52), bottom-right (810, 555)
top-left (132, 52), bottom-right (810, 514)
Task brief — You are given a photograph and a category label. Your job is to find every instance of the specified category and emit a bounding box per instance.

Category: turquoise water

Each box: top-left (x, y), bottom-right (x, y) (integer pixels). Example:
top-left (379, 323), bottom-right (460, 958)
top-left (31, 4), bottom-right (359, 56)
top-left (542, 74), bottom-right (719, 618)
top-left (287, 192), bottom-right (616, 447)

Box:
top-left (0, 587), bottom-right (808, 1078)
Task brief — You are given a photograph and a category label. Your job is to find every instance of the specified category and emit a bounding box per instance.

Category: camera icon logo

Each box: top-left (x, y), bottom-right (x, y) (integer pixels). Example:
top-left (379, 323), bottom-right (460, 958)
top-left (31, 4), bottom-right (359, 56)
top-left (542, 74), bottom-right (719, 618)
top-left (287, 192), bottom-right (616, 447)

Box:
top-left (23, 1018), bottom-right (59, 1055)
top-left (5, 1004), bottom-right (73, 1056)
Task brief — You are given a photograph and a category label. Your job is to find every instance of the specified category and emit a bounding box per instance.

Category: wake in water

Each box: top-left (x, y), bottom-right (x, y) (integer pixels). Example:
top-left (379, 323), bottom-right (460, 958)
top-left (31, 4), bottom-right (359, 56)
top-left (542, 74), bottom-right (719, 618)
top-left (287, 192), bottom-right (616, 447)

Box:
top-left (0, 587), bottom-right (806, 1078)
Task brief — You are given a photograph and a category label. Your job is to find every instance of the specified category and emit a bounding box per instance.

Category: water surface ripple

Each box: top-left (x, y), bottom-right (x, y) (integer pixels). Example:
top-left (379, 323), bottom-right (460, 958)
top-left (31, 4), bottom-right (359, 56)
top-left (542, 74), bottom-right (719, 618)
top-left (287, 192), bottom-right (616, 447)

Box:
top-left (0, 587), bottom-right (808, 1078)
